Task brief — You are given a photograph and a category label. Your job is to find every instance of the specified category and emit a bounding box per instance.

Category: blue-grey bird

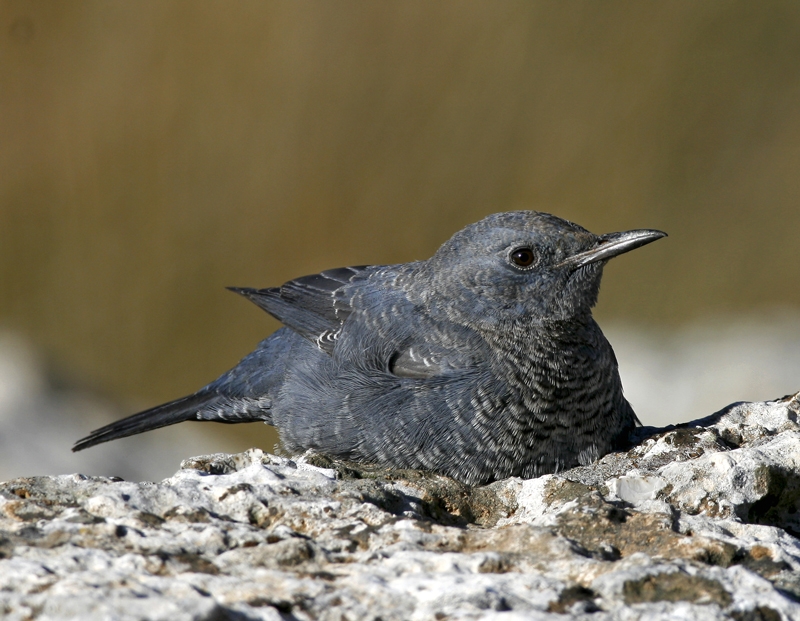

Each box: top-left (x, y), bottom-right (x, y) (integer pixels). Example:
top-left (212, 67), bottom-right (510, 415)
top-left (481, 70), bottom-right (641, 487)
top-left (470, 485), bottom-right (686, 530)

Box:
top-left (73, 211), bottom-right (665, 485)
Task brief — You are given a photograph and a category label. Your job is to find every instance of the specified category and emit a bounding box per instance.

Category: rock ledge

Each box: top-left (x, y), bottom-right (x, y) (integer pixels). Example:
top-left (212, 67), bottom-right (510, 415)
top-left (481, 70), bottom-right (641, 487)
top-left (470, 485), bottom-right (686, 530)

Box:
top-left (2, 394), bottom-right (800, 620)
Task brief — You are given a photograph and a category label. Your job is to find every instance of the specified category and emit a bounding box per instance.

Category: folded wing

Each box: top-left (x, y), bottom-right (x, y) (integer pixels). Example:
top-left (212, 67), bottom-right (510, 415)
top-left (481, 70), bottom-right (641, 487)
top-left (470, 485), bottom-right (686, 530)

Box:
top-left (229, 265), bottom-right (374, 353)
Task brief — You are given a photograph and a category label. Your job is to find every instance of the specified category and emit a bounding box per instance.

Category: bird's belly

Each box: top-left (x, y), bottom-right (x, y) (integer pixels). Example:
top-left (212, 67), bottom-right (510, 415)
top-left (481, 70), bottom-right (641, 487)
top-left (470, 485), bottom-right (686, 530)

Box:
top-left (270, 335), bottom-right (633, 486)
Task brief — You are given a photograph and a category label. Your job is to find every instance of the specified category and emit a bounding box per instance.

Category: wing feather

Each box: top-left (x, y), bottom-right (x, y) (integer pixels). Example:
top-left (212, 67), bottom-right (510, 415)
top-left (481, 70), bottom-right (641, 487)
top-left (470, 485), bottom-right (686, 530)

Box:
top-left (228, 265), bottom-right (374, 353)
top-left (231, 264), bottom-right (484, 378)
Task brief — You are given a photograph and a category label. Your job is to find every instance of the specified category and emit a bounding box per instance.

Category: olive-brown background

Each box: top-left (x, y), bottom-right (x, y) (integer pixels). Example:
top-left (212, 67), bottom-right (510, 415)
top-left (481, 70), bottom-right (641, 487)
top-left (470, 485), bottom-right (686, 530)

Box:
top-left (2, 1), bottom-right (800, 464)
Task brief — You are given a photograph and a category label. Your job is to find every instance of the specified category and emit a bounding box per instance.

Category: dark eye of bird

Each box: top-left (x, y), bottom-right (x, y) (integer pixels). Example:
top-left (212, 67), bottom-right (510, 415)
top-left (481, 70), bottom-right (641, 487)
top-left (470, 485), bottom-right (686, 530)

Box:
top-left (510, 247), bottom-right (535, 268)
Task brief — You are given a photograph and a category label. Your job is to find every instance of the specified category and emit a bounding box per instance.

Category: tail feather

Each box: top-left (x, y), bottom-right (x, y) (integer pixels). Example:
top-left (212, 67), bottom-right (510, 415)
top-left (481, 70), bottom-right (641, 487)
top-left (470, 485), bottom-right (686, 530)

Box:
top-left (73, 332), bottom-right (298, 452)
top-left (72, 392), bottom-right (221, 452)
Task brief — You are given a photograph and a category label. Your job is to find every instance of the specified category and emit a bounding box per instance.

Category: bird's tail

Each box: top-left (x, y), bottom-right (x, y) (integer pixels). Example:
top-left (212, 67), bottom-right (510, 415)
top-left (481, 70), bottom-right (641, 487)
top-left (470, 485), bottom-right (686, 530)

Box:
top-left (72, 392), bottom-right (221, 452)
top-left (73, 333), bottom-right (294, 452)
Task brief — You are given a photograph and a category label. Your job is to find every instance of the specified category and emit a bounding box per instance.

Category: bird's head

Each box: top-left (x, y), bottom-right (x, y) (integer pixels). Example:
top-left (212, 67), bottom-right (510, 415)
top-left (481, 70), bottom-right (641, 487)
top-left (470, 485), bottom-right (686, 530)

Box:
top-left (419, 211), bottom-right (666, 328)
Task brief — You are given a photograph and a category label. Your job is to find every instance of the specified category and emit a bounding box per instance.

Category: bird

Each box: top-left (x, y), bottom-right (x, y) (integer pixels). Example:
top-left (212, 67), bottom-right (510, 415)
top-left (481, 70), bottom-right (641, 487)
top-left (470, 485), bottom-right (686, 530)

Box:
top-left (73, 211), bottom-right (666, 485)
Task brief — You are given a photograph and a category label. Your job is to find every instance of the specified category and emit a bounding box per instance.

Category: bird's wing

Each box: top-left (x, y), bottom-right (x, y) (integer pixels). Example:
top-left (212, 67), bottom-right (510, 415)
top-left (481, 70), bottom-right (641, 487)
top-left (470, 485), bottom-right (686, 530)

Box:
top-left (231, 264), bottom-right (484, 378)
top-left (229, 265), bottom-right (375, 353)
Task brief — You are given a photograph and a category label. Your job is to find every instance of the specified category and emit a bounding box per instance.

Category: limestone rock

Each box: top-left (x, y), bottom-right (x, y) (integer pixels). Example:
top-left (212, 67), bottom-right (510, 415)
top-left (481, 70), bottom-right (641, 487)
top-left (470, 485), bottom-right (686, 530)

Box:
top-left (1, 394), bottom-right (800, 620)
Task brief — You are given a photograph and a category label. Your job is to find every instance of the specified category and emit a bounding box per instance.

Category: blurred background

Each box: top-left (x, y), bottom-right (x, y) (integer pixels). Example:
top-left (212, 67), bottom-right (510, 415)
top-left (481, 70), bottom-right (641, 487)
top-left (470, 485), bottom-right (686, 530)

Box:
top-left (2, 0), bottom-right (800, 482)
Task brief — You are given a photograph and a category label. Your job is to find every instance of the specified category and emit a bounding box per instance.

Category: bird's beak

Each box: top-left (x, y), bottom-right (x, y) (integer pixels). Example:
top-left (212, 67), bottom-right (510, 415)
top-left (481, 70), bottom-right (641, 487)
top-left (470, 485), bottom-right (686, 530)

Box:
top-left (557, 229), bottom-right (667, 269)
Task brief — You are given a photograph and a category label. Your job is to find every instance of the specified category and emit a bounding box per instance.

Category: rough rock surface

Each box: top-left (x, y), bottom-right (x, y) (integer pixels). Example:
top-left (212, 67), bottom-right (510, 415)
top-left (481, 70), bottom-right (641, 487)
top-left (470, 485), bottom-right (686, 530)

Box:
top-left (2, 394), bottom-right (800, 620)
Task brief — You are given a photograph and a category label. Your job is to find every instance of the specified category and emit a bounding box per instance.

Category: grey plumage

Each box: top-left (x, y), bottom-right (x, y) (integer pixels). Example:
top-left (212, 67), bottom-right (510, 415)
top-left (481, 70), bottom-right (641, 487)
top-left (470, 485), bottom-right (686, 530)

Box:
top-left (74, 211), bottom-right (665, 485)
